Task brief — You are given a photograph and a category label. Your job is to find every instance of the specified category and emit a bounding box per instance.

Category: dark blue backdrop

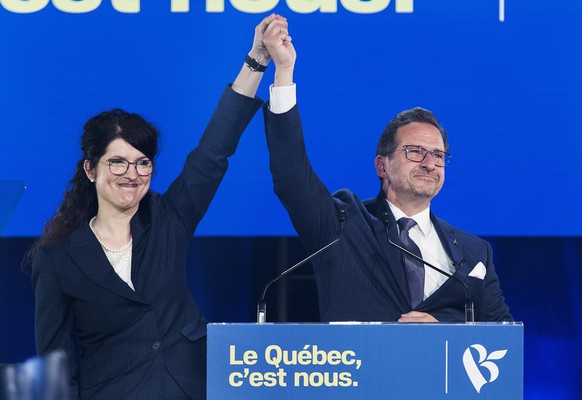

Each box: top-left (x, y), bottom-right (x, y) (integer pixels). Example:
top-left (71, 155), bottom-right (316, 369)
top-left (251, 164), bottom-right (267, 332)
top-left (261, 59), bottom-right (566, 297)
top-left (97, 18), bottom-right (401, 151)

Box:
top-left (1, 237), bottom-right (581, 398)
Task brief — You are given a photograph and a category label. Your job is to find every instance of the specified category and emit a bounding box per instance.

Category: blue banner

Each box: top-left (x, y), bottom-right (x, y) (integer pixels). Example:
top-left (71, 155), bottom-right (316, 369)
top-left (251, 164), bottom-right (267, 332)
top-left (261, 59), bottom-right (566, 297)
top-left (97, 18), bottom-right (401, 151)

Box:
top-left (208, 322), bottom-right (524, 399)
top-left (1, 1), bottom-right (580, 236)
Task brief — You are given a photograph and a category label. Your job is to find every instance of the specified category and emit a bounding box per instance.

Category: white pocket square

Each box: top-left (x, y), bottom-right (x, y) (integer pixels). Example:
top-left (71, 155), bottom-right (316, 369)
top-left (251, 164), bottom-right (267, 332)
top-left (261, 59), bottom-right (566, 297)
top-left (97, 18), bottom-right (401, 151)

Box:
top-left (468, 262), bottom-right (487, 280)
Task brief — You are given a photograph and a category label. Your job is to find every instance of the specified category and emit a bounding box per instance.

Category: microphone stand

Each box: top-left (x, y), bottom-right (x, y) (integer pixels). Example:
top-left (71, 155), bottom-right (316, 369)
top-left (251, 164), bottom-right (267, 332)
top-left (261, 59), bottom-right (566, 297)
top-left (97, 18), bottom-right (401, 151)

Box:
top-left (257, 211), bottom-right (347, 323)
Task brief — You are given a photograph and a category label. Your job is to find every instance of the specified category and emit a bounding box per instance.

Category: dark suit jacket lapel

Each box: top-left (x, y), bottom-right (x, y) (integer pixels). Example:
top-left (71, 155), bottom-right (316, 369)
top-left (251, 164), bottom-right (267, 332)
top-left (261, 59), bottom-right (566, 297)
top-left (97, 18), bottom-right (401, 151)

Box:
top-left (366, 192), bottom-right (411, 306)
top-left (68, 223), bottom-right (145, 303)
top-left (431, 214), bottom-right (468, 276)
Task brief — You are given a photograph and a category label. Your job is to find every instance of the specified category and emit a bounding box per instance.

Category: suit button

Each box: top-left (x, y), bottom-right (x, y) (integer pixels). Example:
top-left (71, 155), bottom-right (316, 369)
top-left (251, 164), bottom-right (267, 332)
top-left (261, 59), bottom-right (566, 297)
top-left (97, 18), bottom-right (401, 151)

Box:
top-left (152, 341), bottom-right (161, 351)
top-left (141, 305), bottom-right (149, 312)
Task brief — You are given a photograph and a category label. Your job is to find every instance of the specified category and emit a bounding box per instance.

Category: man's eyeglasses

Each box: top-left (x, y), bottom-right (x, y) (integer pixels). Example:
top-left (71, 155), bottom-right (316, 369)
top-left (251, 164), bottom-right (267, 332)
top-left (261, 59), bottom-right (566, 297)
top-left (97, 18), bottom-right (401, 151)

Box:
top-left (399, 145), bottom-right (452, 167)
top-left (104, 158), bottom-right (154, 176)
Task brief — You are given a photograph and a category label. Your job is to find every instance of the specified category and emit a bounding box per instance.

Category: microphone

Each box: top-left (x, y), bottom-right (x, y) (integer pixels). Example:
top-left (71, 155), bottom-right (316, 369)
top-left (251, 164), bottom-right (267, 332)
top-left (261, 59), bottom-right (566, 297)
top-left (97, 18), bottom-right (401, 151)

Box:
top-left (380, 212), bottom-right (475, 323)
top-left (257, 209), bottom-right (348, 323)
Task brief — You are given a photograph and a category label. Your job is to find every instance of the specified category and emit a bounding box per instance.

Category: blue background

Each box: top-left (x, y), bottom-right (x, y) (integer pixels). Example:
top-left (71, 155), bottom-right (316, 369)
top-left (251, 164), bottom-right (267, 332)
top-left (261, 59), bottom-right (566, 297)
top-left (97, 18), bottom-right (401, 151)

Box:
top-left (1, 0), bottom-right (581, 236)
top-left (1, 1), bottom-right (581, 399)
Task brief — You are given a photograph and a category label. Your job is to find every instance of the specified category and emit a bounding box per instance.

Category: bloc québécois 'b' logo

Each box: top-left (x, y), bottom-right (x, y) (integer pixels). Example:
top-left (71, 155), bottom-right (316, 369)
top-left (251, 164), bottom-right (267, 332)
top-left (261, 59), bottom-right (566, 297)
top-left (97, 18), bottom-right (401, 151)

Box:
top-left (462, 344), bottom-right (508, 393)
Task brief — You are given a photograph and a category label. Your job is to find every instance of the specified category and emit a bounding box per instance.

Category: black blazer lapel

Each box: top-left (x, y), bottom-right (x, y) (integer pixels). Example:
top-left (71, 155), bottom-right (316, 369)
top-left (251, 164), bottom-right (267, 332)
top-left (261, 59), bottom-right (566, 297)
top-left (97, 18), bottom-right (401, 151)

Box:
top-left (129, 209), bottom-right (151, 299)
top-left (67, 224), bottom-right (145, 303)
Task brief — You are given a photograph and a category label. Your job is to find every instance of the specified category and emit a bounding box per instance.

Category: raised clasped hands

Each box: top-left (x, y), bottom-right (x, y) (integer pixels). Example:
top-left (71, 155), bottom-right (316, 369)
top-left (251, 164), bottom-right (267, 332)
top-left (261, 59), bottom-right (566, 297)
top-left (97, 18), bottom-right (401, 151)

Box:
top-left (249, 14), bottom-right (295, 69)
top-left (249, 14), bottom-right (279, 66)
top-left (262, 14), bottom-right (295, 69)
top-left (261, 14), bottom-right (296, 86)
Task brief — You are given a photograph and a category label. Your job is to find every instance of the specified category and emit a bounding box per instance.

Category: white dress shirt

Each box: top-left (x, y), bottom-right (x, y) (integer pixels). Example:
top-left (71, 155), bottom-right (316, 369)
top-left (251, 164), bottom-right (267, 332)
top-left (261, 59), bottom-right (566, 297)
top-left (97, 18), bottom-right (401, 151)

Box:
top-left (269, 84), bottom-right (296, 114)
top-left (388, 201), bottom-right (455, 300)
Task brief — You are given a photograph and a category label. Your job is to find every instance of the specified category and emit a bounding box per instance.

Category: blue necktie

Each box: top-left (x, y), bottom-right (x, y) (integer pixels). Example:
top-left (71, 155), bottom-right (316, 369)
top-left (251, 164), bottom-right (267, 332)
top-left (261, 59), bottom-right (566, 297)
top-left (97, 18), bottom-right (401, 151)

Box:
top-left (398, 218), bottom-right (425, 308)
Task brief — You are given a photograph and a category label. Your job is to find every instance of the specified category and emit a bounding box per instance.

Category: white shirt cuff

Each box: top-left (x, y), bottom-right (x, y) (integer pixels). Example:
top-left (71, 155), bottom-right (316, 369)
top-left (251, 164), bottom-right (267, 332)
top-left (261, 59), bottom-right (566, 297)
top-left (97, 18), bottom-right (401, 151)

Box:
top-left (269, 84), bottom-right (297, 114)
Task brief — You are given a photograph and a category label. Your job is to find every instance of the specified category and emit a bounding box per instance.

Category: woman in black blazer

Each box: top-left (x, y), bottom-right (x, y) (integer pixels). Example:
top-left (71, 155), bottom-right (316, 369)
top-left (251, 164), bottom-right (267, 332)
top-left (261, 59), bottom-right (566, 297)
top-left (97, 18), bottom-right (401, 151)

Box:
top-left (28, 14), bottom-right (288, 400)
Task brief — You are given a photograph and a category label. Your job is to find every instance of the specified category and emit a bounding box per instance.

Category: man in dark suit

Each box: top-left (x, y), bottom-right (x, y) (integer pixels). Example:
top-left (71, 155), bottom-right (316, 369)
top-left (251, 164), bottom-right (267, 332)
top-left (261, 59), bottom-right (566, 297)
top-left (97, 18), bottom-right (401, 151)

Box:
top-left (261, 19), bottom-right (512, 323)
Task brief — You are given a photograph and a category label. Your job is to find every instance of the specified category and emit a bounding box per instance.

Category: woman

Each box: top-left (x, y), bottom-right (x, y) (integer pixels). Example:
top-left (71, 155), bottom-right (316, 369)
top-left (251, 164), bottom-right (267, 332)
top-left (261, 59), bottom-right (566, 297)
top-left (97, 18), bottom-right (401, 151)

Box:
top-left (29, 15), bottom-right (287, 400)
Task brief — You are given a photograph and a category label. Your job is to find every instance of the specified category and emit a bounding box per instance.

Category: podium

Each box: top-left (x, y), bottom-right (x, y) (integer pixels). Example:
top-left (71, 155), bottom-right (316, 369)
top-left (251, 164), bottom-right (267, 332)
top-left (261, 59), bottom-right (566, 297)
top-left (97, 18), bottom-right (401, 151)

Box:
top-left (0, 180), bottom-right (26, 234)
top-left (208, 322), bottom-right (523, 399)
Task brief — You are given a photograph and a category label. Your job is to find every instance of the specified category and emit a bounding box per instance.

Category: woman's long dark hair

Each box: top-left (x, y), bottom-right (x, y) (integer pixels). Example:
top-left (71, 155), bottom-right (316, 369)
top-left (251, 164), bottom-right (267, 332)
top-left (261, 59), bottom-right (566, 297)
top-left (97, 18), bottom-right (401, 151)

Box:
top-left (23, 109), bottom-right (159, 269)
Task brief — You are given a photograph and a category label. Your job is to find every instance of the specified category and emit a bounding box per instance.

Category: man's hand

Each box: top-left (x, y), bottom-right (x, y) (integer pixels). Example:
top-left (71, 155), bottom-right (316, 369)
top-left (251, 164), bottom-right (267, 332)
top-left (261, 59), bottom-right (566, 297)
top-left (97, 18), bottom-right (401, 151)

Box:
top-left (262, 14), bottom-right (296, 86)
top-left (398, 311), bottom-right (439, 323)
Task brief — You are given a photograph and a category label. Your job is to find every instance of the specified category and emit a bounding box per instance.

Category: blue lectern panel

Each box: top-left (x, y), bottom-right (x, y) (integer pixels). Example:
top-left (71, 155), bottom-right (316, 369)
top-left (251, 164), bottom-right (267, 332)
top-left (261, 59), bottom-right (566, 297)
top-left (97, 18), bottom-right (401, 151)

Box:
top-left (208, 323), bottom-right (523, 399)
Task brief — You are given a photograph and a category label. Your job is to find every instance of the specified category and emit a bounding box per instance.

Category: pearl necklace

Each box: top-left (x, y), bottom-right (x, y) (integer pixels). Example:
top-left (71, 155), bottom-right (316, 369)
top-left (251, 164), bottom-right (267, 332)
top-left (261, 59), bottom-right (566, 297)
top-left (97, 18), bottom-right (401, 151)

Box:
top-left (89, 216), bottom-right (133, 253)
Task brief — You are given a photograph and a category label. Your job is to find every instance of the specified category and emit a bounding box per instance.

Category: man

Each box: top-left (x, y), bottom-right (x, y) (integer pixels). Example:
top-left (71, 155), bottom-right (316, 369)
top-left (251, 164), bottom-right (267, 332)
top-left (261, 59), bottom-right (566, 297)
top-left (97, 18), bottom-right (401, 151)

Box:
top-left (261, 19), bottom-right (512, 323)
